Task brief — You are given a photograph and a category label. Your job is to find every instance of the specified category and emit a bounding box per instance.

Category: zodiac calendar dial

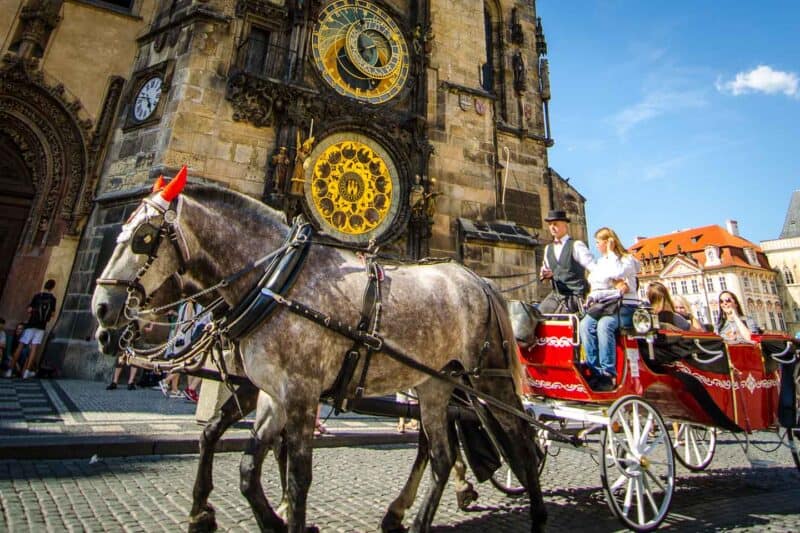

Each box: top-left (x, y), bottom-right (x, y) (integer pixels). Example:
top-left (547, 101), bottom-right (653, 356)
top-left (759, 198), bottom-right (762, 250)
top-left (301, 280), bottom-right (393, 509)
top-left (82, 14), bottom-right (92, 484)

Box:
top-left (305, 133), bottom-right (400, 243)
top-left (311, 0), bottom-right (410, 104)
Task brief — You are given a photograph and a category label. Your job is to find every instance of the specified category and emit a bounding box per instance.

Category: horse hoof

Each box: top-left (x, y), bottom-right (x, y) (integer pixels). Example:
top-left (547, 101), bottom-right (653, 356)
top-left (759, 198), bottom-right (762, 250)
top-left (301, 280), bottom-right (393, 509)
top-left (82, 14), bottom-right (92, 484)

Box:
top-left (380, 513), bottom-right (407, 533)
top-left (456, 487), bottom-right (479, 510)
top-left (188, 509), bottom-right (217, 533)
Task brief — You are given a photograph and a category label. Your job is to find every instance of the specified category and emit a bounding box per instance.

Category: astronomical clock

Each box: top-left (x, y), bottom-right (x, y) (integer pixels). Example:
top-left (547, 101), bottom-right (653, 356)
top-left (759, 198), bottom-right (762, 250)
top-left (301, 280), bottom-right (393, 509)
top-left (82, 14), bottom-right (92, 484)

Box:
top-left (300, 0), bottom-right (416, 245)
top-left (226, 0), bottom-right (426, 248)
top-left (311, 0), bottom-right (410, 105)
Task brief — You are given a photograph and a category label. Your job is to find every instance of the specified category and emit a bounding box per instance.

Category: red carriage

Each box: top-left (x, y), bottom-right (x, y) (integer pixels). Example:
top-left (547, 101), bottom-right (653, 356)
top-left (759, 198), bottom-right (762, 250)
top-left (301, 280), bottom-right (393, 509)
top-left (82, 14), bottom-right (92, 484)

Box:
top-left (500, 306), bottom-right (800, 531)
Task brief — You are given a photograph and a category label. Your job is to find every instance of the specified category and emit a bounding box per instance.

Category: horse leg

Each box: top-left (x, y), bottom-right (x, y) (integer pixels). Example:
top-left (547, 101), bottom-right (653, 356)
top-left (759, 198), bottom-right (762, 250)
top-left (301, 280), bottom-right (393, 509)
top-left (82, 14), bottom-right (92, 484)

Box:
top-left (240, 392), bottom-right (288, 532)
top-left (282, 398), bottom-right (318, 533)
top-left (507, 419), bottom-right (547, 533)
top-left (189, 382), bottom-right (259, 533)
top-left (380, 428), bottom-right (431, 533)
top-left (410, 389), bottom-right (457, 533)
top-left (452, 447), bottom-right (478, 511)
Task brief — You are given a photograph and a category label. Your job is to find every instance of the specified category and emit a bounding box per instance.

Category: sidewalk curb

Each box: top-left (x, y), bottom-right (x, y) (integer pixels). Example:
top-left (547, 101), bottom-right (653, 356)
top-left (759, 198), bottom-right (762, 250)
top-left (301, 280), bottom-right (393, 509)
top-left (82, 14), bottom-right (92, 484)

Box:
top-left (0, 431), bottom-right (419, 460)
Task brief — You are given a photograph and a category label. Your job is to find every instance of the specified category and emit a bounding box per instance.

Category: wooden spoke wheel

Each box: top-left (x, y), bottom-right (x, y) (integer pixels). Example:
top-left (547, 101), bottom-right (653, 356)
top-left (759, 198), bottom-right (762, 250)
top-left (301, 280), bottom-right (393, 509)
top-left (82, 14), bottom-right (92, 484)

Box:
top-left (672, 423), bottom-right (716, 471)
top-left (600, 396), bottom-right (675, 532)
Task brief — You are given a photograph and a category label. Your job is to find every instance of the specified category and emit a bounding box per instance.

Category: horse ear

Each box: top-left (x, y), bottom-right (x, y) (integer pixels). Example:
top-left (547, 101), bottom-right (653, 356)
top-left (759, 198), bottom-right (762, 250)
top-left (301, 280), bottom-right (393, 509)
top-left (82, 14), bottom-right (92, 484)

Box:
top-left (160, 165), bottom-right (188, 202)
top-left (151, 175), bottom-right (165, 192)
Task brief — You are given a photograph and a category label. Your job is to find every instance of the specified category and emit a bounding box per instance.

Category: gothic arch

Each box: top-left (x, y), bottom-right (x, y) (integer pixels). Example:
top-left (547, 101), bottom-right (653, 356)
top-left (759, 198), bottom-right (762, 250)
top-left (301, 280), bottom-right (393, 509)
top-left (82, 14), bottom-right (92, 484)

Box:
top-left (0, 59), bottom-right (92, 245)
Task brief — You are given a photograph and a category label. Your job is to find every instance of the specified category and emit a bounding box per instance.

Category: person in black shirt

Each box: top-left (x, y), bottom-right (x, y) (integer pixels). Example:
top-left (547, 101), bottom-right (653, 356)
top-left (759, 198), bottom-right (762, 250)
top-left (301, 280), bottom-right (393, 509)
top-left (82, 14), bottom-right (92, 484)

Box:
top-left (3, 279), bottom-right (57, 379)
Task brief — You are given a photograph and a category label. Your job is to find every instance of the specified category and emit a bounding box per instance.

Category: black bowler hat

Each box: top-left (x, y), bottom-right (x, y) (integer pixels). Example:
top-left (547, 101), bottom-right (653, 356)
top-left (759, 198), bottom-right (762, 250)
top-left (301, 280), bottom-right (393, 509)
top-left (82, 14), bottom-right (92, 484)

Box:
top-left (544, 209), bottom-right (570, 223)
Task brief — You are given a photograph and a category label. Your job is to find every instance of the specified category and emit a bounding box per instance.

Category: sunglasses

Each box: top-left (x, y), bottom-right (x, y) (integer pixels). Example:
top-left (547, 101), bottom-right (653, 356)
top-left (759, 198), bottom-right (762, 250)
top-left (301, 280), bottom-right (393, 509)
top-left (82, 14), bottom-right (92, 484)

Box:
top-left (720, 298), bottom-right (734, 303)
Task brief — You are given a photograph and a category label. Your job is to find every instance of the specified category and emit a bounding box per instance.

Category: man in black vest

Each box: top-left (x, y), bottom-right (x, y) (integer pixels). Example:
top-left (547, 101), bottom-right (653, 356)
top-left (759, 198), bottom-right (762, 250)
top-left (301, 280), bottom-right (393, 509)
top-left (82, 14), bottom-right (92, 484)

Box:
top-left (538, 210), bottom-right (593, 313)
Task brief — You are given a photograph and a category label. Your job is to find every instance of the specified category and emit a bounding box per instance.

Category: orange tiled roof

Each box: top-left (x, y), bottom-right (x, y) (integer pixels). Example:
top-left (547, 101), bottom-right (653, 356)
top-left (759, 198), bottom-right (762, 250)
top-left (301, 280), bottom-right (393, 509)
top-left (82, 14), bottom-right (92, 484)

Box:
top-left (629, 225), bottom-right (768, 271)
top-left (629, 225), bottom-right (761, 256)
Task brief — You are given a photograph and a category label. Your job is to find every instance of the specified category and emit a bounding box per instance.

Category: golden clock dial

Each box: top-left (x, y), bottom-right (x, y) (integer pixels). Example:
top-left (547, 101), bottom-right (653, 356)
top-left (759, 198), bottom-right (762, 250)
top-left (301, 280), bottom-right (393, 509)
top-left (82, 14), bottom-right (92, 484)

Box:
top-left (312, 0), bottom-right (410, 104)
top-left (304, 133), bottom-right (400, 243)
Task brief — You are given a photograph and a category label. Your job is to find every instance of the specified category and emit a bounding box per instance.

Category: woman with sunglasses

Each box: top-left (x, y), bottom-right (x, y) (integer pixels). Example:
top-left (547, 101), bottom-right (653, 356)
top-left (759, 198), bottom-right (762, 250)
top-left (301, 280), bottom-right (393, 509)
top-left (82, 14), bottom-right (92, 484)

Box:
top-left (715, 291), bottom-right (758, 343)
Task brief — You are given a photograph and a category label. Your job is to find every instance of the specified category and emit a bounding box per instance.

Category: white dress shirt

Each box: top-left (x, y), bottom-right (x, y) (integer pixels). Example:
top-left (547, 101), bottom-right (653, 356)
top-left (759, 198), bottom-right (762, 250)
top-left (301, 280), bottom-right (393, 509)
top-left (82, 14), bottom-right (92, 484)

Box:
top-left (587, 253), bottom-right (640, 301)
top-left (542, 235), bottom-right (594, 271)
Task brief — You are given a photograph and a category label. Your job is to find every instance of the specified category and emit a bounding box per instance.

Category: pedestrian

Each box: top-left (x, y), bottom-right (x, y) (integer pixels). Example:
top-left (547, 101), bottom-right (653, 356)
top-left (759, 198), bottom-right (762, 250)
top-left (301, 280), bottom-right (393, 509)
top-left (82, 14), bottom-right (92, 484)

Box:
top-left (106, 357), bottom-right (138, 390)
top-left (3, 279), bottom-right (57, 379)
top-left (538, 210), bottom-right (594, 313)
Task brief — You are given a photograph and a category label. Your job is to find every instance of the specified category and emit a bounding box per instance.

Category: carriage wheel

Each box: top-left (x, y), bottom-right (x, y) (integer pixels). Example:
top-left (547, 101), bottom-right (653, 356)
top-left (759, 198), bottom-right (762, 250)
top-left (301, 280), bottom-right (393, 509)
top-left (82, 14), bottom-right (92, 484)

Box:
top-left (489, 426), bottom-right (547, 496)
top-left (672, 424), bottom-right (716, 471)
top-left (600, 396), bottom-right (675, 532)
top-left (789, 364), bottom-right (800, 471)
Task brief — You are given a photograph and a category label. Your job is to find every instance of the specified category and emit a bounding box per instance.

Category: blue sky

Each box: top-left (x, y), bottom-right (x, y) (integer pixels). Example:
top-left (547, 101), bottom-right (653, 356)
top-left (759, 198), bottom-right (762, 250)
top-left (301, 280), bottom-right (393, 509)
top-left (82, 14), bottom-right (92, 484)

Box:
top-left (537, 0), bottom-right (799, 250)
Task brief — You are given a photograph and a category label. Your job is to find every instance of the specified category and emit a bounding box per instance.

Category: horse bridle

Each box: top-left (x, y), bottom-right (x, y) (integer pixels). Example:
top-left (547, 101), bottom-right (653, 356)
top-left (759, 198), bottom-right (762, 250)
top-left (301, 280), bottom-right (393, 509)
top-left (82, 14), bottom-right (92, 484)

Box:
top-left (96, 196), bottom-right (189, 319)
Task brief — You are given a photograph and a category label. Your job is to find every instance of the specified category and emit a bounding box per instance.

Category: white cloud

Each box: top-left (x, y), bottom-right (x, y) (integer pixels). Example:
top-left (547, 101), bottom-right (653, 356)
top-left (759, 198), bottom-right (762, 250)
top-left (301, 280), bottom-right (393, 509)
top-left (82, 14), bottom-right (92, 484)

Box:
top-left (612, 90), bottom-right (707, 136)
top-left (716, 65), bottom-right (799, 97)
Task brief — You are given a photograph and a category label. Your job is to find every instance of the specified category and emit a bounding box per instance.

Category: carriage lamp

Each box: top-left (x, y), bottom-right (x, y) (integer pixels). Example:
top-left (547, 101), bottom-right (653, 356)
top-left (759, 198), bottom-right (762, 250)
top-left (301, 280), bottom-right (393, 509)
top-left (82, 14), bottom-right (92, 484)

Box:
top-left (632, 308), bottom-right (655, 335)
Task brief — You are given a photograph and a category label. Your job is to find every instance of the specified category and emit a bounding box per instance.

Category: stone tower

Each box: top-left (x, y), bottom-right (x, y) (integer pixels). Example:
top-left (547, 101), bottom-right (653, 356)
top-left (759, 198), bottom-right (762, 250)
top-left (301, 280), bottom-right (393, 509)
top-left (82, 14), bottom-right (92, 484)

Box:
top-left (0, 0), bottom-right (586, 378)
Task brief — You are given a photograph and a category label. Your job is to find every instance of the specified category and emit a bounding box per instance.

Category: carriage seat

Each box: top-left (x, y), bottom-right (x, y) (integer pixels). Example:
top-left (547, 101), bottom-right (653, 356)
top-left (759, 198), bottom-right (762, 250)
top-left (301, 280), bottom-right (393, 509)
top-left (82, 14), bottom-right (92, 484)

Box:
top-left (644, 331), bottom-right (729, 375)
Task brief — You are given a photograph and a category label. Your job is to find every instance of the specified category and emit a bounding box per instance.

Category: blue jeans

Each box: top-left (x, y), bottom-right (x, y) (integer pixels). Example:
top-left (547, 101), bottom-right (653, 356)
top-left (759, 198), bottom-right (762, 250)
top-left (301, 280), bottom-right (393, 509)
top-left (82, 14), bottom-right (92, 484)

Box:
top-left (580, 305), bottom-right (635, 378)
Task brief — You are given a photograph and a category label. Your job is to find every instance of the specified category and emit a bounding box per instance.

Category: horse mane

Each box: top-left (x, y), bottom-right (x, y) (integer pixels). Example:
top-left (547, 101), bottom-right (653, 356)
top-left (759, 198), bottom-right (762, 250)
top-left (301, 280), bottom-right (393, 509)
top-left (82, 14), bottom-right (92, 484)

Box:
top-left (183, 183), bottom-right (288, 234)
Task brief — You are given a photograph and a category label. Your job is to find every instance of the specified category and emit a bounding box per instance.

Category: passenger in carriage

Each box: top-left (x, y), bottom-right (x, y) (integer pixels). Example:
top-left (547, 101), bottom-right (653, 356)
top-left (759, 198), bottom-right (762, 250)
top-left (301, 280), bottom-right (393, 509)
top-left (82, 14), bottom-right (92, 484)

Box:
top-left (715, 290), bottom-right (759, 343)
top-left (538, 210), bottom-right (594, 313)
top-left (646, 282), bottom-right (691, 331)
top-left (579, 227), bottom-right (640, 391)
top-left (672, 294), bottom-right (704, 331)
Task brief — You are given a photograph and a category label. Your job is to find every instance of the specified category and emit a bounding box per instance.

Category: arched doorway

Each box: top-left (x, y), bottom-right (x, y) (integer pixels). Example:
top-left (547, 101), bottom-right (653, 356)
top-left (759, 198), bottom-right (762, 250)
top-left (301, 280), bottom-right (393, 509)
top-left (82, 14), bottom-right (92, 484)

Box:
top-left (0, 132), bottom-right (35, 298)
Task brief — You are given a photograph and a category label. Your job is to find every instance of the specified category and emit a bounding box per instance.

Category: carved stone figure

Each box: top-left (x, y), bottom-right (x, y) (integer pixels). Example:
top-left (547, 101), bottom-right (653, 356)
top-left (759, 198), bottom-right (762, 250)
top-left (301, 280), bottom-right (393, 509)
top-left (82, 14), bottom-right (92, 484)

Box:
top-left (409, 174), bottom-right (425, 218)
top-left (271, 146), bottom-right (290, 192)
top-left (289, 131), bottom-right (314, 197)
top-left (512, 51), bottom-right (526, 92)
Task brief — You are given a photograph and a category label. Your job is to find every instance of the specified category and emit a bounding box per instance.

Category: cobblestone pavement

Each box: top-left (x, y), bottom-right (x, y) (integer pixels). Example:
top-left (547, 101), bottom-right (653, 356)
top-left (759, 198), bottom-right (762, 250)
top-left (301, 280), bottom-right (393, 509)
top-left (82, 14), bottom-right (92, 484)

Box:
top-left (0, 378), bottom-right (398, 442)
top-left (2, 433), bottom-right (798, 532)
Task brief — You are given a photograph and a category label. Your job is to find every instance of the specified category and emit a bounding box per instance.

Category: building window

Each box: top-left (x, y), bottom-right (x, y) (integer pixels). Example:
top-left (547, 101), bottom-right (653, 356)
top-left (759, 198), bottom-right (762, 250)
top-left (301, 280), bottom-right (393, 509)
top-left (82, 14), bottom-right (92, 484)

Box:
top-left (743, 247), bottom-right (759, 266)
top-left (240, 26), bottom-right (291, 81)
top-left (680, 280), bottom-right (688, 294)
top-left (690, 279), bottom-right (699, 294)
top-left (669, 281), bottom-right (677, 295)
top-left (778, 312), bottom-right (786, 331)
top-left (761, 279), bottom-right (769, 293)
top-left (771, 281), bottom-right (778, 294)
top-left (706, 277), bottom-right (714, 292)
top-left (719, 277), bottom-right (727, 290)
top-left (768, 311), bottom-right (777, 331)
top-left (743, 277), bottom-right (751, 291)
top-left (784, 267), bottom-right (795, 285)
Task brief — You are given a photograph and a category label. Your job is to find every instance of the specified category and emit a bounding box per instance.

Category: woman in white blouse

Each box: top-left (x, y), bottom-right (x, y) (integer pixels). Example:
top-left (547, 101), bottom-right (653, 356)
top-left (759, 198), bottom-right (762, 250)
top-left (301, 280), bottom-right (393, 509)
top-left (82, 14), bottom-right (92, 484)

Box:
top-left (579, 227), bottom-right (640, 391)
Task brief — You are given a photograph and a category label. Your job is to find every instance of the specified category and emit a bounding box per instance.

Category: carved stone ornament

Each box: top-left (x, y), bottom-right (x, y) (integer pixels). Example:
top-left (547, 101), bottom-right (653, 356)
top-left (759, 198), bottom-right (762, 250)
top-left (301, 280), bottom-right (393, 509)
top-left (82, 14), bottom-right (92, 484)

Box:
top-left (0, 55), bottom-right (92, 240)
top-left (15, 0), bottom-right (63, 60)
top-left (235, 0), bottom-right (289, 19)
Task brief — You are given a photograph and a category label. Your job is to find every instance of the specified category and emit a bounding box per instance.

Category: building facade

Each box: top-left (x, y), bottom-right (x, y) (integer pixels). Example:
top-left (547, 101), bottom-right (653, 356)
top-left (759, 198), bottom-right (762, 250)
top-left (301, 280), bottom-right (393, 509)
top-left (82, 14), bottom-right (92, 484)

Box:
top-left (761, 190), bottom-right (800, 337)
top-left (1, 0), bottom-right (586, 379)
top-left (631, 221), bottom-right (785, 333)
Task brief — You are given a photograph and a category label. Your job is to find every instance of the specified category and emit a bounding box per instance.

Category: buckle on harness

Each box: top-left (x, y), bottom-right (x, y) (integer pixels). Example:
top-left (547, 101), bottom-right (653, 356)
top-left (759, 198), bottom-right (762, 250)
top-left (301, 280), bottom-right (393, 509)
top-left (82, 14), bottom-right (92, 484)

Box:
top-left (362, 333), bottom-right (383, 351)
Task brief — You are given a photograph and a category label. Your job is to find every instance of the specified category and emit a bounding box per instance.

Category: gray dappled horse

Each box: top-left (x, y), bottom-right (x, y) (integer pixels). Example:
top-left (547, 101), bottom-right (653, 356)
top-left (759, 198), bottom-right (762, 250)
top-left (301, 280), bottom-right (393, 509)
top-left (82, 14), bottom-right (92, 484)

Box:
top-left (91, 171), bottom-right (546, 532)
top-left (99, 274), bottom-right (481, 531)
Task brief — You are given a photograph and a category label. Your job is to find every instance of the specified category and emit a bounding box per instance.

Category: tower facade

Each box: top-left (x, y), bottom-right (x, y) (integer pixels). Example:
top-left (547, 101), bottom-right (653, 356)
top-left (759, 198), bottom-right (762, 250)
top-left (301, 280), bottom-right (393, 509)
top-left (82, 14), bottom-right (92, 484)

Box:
top-left (0, 0), bottom-right (586, 378)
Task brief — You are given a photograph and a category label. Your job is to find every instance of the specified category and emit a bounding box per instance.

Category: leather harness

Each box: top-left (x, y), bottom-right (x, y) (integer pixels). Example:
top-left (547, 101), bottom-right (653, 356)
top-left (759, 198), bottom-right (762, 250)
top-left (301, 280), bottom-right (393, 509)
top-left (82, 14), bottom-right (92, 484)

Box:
top-left (107, 196), bottom-right (579, 444)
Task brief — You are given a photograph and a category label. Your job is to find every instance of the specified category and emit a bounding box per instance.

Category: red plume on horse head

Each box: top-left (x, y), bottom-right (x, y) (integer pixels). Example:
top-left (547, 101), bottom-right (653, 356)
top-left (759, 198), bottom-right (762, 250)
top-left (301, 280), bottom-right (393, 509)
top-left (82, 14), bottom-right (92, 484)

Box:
top-left (161, 165), bottom-right (188, 202)
top-left (151, 175), bottom-right (166, 192)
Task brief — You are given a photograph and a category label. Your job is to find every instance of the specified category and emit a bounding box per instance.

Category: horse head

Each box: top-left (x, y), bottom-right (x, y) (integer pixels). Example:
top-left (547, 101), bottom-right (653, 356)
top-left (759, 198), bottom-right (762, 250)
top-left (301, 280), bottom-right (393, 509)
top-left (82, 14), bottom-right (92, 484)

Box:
top-left (92, 167), bottom-right (189, 350)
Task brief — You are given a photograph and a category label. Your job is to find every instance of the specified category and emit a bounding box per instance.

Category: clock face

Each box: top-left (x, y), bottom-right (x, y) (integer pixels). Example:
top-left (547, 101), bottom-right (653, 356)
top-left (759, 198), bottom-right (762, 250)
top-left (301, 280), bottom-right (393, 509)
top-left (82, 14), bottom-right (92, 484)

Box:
top-left (304, 133), bottom-right (401, 243)
top-left (312, 0), bottom-right (410, 104)
top-left (132, 76), bottom-right (163, 122)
